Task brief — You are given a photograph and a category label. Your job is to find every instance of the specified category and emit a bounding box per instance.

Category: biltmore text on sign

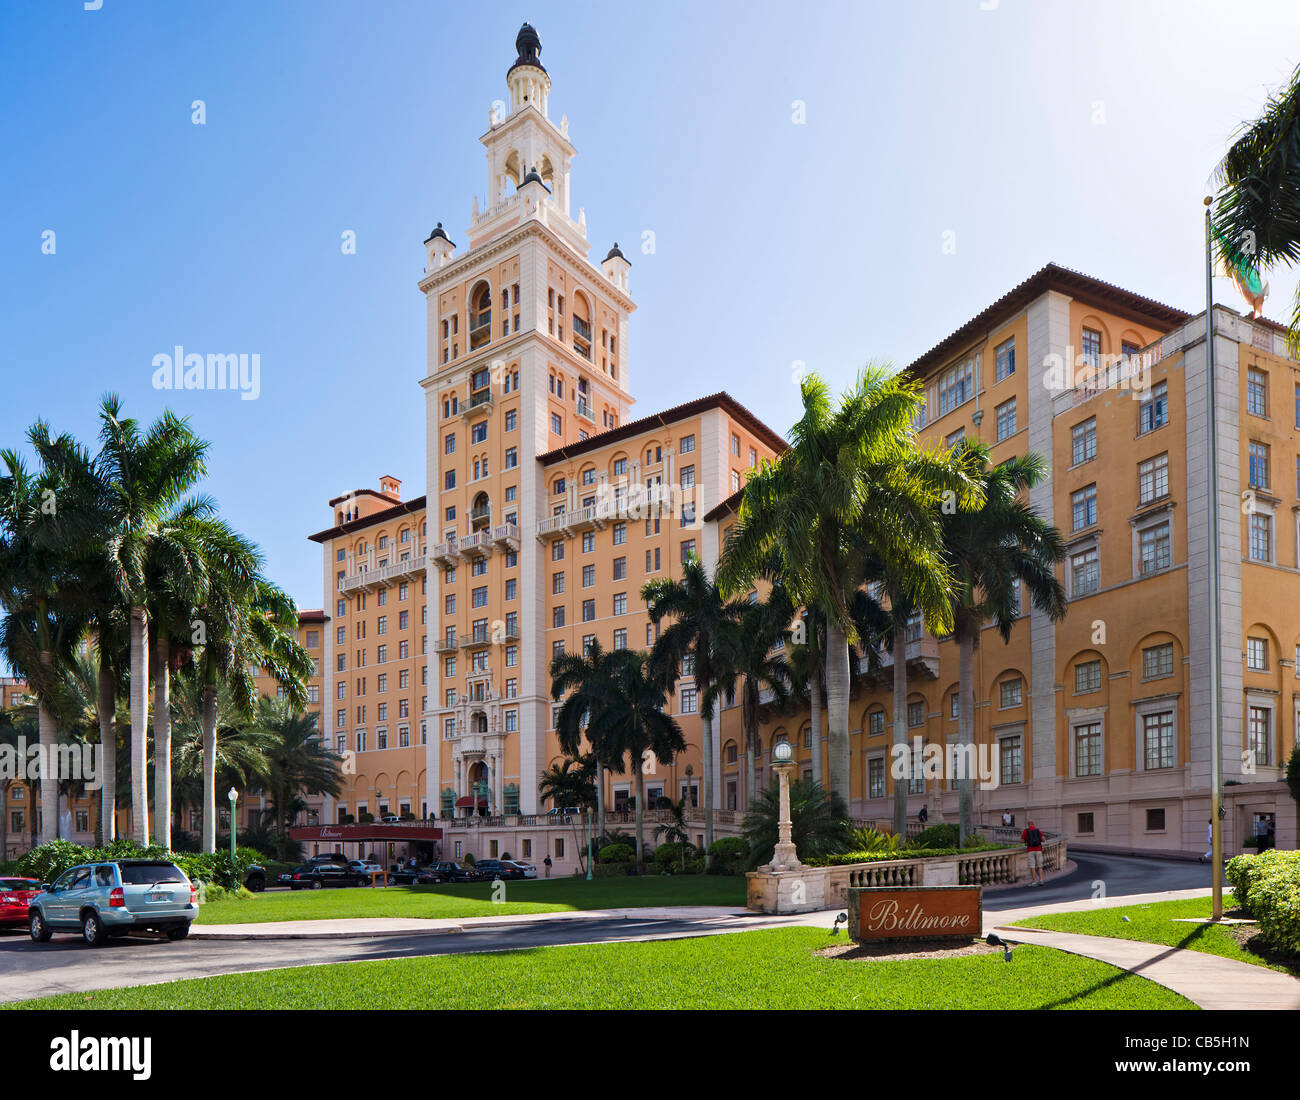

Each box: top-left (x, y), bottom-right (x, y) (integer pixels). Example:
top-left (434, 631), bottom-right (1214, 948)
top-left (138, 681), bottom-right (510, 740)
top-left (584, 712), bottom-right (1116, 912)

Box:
top-left (848, 885), bottom-right (982, 943)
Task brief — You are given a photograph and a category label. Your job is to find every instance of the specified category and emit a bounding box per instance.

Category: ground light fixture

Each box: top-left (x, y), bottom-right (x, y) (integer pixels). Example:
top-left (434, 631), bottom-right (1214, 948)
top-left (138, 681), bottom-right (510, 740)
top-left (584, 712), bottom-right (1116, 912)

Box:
top-left (986, 932), bottom-right (1013, 962)
top-left (832, 912), bottom-right (848, 934)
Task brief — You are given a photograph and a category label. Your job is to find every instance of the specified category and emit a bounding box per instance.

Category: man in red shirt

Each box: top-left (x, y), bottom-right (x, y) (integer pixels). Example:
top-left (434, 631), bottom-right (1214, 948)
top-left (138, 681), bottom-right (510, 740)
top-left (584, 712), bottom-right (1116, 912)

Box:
top-left (1021, 819), bottom-right (1045, 886)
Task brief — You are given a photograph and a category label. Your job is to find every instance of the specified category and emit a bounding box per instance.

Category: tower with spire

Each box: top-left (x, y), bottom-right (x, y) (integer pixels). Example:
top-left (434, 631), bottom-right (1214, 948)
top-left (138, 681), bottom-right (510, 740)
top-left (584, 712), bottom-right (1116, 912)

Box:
top-left (417, 25), bottom-right (637, 818)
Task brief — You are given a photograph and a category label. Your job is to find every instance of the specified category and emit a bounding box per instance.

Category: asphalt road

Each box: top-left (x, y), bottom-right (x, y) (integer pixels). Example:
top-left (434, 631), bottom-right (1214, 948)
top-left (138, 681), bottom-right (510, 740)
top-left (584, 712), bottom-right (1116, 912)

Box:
top-left (0, 851), bottom-right (1223, 1004)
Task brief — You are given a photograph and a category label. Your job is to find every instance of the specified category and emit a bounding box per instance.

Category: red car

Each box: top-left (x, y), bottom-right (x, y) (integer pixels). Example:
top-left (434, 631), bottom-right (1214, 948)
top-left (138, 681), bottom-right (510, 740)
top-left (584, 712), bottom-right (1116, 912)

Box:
top-left (0, 877), bottom-right (43, 928)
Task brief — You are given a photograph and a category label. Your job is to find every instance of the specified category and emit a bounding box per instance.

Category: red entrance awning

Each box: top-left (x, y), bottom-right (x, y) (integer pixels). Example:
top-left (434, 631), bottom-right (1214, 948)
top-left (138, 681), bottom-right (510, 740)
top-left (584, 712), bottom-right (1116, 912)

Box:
top-left (289, 823), bottom-right (443, 843)
top-left (454, 797), bottom-right (489, 808)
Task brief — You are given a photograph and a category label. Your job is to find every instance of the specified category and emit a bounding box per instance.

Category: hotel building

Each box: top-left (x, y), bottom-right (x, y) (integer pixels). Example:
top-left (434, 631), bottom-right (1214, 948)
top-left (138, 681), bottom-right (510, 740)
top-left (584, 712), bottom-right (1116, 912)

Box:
top-left (292, 27), bottom-right (1292, 866)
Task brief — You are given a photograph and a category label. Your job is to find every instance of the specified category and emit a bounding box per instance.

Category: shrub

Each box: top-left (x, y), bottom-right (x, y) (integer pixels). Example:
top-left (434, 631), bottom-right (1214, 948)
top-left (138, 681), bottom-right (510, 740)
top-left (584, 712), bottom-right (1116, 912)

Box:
top-left (500, 851), bottom-right (511, 861)
top-left (358, 812), bottom-right (375, 824)
top-left (592, 862), bottom-right (633, 878)
top-left (805, 844), bottom-right (1012, 867)
top-left (653, 842), bottom-right (696, 874)
top-left (845, 827), bottom-right (901, 855)
top-left (1226, 850), bottom-right (1300, 918)
top-left (463, 852), bottom-right (476, 866)
top-left (14, 839), bottom-right (266, 888)
top-left (1248, 859), bottom-right (1300, 956)
top-left (599, 843), bottom-right (635, 864)
top-left (910, 824), bottom-right (959, 850)
top-left (706, 837), bottom-right (748, 875)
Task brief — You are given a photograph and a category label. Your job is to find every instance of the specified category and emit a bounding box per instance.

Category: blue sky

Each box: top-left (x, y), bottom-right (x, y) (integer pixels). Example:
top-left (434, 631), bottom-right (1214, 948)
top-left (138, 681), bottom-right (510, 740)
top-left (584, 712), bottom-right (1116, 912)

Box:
top-left (2, 0), bottom-right (1299, 628)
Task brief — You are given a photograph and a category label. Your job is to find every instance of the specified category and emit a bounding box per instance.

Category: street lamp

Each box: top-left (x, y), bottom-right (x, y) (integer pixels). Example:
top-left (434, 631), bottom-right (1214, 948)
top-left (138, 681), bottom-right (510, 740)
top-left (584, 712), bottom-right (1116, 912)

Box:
top-left (767, 740), bottom-right (802, 872)
top-left (227, 788), bottom-right (238, 862)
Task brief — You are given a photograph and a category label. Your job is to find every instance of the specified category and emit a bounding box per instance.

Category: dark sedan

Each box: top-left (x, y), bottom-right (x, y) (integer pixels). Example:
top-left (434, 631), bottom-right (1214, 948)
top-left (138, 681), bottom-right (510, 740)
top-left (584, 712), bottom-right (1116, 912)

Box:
top-left (390, 865), bottom-right (441, 885)
top-left (426, 861), bottom-right (481, 883)
top-left (286, 864), bottom-right (367, 890)
top-left (473, 859), bottom-right (525, 881)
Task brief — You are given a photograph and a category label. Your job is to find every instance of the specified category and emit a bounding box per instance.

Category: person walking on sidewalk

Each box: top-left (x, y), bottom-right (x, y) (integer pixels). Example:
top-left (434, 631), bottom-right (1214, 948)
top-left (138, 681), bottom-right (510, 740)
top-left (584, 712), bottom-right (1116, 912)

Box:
top-left (1201, 819), bottom-right (1212, 863)
top-left (1021, 820), bottom-right (1045, 885)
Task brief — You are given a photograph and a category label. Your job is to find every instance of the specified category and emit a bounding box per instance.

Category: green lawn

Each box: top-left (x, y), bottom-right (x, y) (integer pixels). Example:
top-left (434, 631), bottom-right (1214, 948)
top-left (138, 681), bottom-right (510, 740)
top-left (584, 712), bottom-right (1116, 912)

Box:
top-left (1009, 893), bottom-right (1297, 975)
top-left (7, 928), bottom-right (1194, 1010)
top-left (197, 874), bottom-right (747, 924)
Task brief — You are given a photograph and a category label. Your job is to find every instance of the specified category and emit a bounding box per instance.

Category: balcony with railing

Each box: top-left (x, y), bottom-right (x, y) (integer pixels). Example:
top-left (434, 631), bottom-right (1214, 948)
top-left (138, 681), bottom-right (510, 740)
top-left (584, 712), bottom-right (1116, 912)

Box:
top-left (468, 314), bottom-right (492, 351)
top-left (458, 529), bottom-right (492, 558)
top-left (338, 552), bottom-right (428, 593)
top-left (575, 398), bottom-right (595, 421)
top-left (460, 627), bottom-right (492, 649)
top-left (433, 632), bottom-right (458, 654)
top-left (858, 635), bottom-right (941, 680)
top-left (430, 537), bottom-right (460, 567)
top-left (491, 523), bottom-right (519, 551)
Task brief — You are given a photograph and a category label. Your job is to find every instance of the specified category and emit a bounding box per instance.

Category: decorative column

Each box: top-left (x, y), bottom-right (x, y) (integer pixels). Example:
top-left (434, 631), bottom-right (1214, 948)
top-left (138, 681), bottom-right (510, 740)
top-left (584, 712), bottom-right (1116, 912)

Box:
top-left (764, 742), bottom-right (803, 872)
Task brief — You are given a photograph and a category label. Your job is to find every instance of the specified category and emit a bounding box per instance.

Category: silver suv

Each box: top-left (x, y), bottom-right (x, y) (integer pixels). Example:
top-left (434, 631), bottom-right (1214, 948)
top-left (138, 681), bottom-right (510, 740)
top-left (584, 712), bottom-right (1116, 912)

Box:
top-left (28, 859), bottom-right (198, 947)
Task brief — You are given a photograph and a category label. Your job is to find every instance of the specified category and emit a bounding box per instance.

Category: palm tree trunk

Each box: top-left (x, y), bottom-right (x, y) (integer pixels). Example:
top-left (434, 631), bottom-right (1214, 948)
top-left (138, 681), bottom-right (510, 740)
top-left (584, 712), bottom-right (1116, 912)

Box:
top-left (891, 617), bottom-right (909, 838)
top-left (701, 711), bottom-right (714, 851)
top-left (201, 683), bottom-right (218, 854)
top-left (824, 620), bottom-right (850, 805)
top-left (746, 728), bottom-right (757, 811)
top-left (809, 664), bottom-right (823, 787)
top-left (130, 606), bottom-right (150, 845)
top-left (37, 659), bottom-right (58, 846)
top-left (634, 767), bottom-right (645, 876)
top-left (97, 665), bottom-right (116, 845)
top-left (153, 633), bottom-right (172, 850)
top-left (957, 628), bottom-right (976, 846)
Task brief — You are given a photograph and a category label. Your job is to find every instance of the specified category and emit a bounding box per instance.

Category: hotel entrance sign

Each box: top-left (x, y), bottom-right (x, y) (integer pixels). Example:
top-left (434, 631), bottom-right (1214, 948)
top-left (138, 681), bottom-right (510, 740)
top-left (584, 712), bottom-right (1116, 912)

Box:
top-left (848, 885), bottom-right (982, 943)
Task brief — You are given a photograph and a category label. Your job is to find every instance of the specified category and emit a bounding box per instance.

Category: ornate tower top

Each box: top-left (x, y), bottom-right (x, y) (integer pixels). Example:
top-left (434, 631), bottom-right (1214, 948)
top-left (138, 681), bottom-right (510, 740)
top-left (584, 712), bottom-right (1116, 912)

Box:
top-left (507, 22), bottom-right (550, 117)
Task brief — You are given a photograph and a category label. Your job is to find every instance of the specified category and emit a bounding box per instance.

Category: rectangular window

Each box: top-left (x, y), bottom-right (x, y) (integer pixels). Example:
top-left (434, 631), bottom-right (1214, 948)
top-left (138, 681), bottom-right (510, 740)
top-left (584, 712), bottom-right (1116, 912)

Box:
top-left (995, 397), bottom-right (1017, 441)
top-left (551, 412), bottom-right (562, 435)
top-left (1249, 513), bottom-right (1272, 561)
top-left (679, 435), bottom-right (695, 454)
top-left (999, 678), bottom-right (1023, 708)
top-left (1143, 643), bottom-right (1174, 679)
top-left (552, 606), bottom-right (565, 628)
top-left (1074, 660), bottom-right (1102, 694)
top-left (1138, 453), bottom-right (1169, 504)
top-left (907, 700), bottom-right (924, 727)
top-left (1081, 327), bottom-right (1101, 369)
top-left (1077, 812), bottom-right (1094, 833)
top-left (1071, 418), bottom-right (1097, 465)
top-left (868, 710), bottom-right (885, 736)
top-left (995, 338), bottom-right (1015, 382)
top-left (937, 359), bottom-right (973, 416)
top-left (582, 599), bottom-right (595, 622)
top-left (1249, 441), bottom-right (1270, 490)
top-left (680, 687), bottom-right (698, 714)
top-left (868, 758), bottom-right (885, 799)
top-left (1138, 522), bottom-right (1171, 574)
top-left (1074, 722), bottom-right (1102, 777)
top-left (613, 593), bottom-right (627, 615)
top-left (999, 736), bottom-right (1023, 785)
top-left (1071, 484), bottom-right (1097, 531)
top-left (1248, 706), bottom-right (1272, 766)
top-left (1145, 808), bottom-right (1166, 831)
top-left (1247, 636), bottom-right (1267, 670)
top-left (1247, 368), bottom-right (1268, 416)
top-left (552, 572), bottom-right (565, 595)
top-left (612, 628), bottom-right (627, 650)
top-left (1142, 712), bottom-right (1175, 770)
top-left (612, 557), bottom-right (627, 581)
top-left (1139, 381), bottom-right (1168, 434)
top-left (1071, 547), bottom-right (1099, 596)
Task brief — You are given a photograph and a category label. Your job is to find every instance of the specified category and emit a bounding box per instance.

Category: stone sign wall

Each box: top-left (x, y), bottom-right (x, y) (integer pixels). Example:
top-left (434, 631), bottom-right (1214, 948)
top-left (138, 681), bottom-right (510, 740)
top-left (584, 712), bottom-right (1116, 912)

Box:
top-left (848, 885), bottom-right (982, 942)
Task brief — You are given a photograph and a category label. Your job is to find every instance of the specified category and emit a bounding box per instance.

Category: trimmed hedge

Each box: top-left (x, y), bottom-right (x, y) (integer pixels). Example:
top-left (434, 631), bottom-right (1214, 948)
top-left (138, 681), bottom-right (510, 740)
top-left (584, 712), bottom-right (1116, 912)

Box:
top-left (15, 839), bottom-right (266, 890)
top-left (706, 837), bottom-right (748, 876)
top-left (598, 843), bottom-right (635, 864)
top-left (1225, 849), bottom-right (1300, 955)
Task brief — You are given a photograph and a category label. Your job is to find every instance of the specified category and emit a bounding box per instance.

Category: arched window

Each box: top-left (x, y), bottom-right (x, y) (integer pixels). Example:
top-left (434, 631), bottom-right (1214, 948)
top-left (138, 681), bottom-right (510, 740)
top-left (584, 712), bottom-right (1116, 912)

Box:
top-left (469, 281), bottom-right (492, 350)
top-left (471, 492), bottom-right (491, 531)
top-left (571, 291), bottom-right (592, 361)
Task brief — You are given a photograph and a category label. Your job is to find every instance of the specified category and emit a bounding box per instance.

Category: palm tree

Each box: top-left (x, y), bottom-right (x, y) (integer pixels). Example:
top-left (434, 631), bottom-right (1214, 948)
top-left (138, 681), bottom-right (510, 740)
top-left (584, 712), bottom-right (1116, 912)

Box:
top-left (720, 369), bottom-right (981, 807)
top-left (1212, 64), bottom-right (1300, 350)
top-left (550, 640), bottom-right (627, 842)
top-left (785, 607), bottom-right (826, 787)
top-left (939, 445), bottom-right (1066, 844)
top-left (585, 650), bottom-right (685, 874)
top-left (537, 755), bottom-right (596, 811)
top-left (95, 396), bottom-right (212, 845)
top-left (253, 696), bottom-right (342, 860)
top-left (642, 557), bottom-right (745, 850)
top-left (742, 777), bottom-right (853, 869)
top-left (653, 796), bottom-right (692, 872)
top-left (169, 675), bottom-right (273, 820)
top-left (0, 426), bottom-right (103, 845)
top-left (707, 588), bottom-right (793, 809)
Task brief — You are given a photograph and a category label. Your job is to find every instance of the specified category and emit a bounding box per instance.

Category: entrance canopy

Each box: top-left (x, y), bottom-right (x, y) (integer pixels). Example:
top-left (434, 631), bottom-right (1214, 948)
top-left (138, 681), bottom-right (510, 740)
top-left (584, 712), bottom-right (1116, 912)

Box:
top-left (290, 823), bottom-right (443, 845)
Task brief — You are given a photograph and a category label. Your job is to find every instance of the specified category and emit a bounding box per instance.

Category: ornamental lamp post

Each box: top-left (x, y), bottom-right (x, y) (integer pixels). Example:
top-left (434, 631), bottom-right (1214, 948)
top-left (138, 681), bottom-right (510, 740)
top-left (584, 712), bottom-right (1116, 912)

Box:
top-left (767, 740), bottom-right (802, 872)
top-left (228, 788), bottom-right (238, 862)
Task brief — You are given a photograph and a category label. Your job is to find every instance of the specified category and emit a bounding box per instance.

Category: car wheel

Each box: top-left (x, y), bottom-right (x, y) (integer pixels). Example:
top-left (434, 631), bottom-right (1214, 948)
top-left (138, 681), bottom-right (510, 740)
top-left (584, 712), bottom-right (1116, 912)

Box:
top-left (166, 925), bottom-right (190, 941)
top-left (29, 910), bottom-right (51, 943)
top-left (82, 912), bottom-right (107, 947)
top-left (246, 874), bottom-right (265, 892)
top-left (310, 880), bottom-right (323, 890)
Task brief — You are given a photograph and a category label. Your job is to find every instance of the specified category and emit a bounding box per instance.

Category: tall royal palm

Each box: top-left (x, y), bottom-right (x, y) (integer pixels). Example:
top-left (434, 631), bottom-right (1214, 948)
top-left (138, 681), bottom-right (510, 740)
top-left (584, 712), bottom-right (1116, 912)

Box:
top-left (551, 640), bottom-right (625, 842)
top-left (587, 650), bottom-right (685, 874)
top-left (1212, 64), bottom-right (1300, 349)
top-left (169, 675), bottom-right (273, 824)
top-left (95, 396), bottom-right (211, 845)
top-left (720, 369), bottom-right (980, 806)
top-left (707, 588), bottom-right (793, 808)
top-left (940, 445), bottom-right (1066, 843)
top-left (0, 426), bottom-right (103, 844)
top-left (785, 606), bottom-right (826, 787)
top-left (642, 557), bottom-right (745, 850)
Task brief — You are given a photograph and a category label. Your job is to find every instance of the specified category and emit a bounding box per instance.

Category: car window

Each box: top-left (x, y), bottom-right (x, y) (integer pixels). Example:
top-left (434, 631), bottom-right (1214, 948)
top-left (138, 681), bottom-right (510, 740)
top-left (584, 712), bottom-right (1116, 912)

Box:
top-left (52, 868), bottom-right (81, 891)
top-left (118, 863), bottom-right (187, 885)
top-left (0, 878), bottom-right (39, 890)
top-left (94, 866), bottom-right (115, 887)
top-left (69, 868), bottom-right (91, 890)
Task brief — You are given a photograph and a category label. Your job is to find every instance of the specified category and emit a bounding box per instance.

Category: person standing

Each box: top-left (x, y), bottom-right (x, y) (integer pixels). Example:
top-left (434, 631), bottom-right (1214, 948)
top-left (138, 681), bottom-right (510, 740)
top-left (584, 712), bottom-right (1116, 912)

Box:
top-left (1201, 819), bottom-right (1212, 863)
top-left (1001, 810), bottom-right (1013, 828)
top-left (1021, 819), bottom-right (1044, 885)
top-left (918, 803), bottom-right (928, 825)
top-left (543, 854), bottom-right (552, 878)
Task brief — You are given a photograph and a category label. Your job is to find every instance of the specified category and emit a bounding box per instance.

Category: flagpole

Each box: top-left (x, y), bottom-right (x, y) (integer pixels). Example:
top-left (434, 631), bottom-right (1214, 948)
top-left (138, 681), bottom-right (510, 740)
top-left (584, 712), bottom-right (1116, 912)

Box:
top-left (1203, 196), bottom-right (1223, 922)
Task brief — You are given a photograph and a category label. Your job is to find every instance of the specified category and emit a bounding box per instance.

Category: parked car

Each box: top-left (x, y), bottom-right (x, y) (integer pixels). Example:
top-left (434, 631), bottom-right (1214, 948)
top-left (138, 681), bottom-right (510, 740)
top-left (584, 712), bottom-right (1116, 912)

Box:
top-left (390, 864), bottom-right (440, 885)
top-left (381, 814), bottom-right (400, 823)
top-left (27, 860), bottom-right (198, 946)
top-left (0, 877), bottom-right (43, 928)
top-left (350, 860), bottom-right (384, 880)
top-left (244, 864), bottom-right (267, 892)
top-left (286, 864), bottom-right (367, 890)
top-left (426, 860), bottom-right (480, 883)
top-left (474, 859), bottom-right (524, 881)
top-left (309, 852), bottom-right (351, 866)
top-left (501, 860), bottom-right (537, 879)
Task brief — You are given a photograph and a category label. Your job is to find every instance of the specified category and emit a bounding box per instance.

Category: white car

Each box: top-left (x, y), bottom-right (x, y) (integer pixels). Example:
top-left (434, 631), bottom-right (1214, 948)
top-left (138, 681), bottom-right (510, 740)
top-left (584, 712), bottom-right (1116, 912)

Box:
top-left (350, 860), bottom-right (384, 878)
top-left (502, 860), bottom-right (537, 879)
